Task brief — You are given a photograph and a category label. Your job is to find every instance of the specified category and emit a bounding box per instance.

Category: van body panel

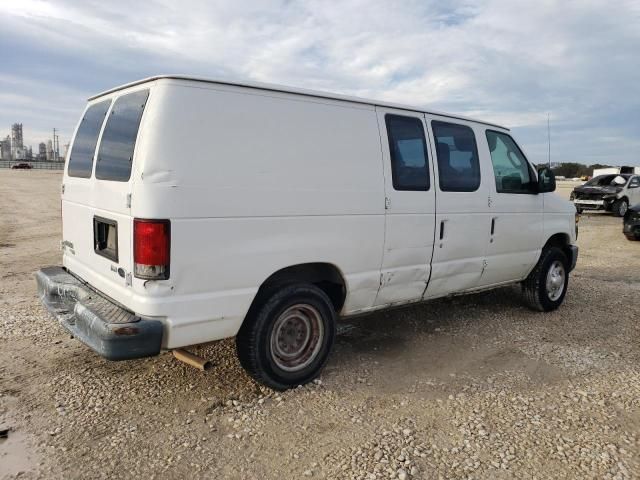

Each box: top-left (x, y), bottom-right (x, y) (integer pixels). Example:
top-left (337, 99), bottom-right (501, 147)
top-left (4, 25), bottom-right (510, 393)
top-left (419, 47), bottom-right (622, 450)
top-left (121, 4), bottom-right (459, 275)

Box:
top-left (153, 215), bottom-right (384, 347)
top-left (133, 81), bottom-right (384, 218)
top-left (543, 192), bottom-right (578, 245)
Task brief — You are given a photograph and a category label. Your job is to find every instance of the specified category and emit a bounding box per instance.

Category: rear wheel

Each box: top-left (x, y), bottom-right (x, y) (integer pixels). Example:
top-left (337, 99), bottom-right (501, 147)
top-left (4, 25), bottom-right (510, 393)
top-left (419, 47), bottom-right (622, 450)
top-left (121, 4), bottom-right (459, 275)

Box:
top-left (236, 284), bottom-right (336, 390)
top-left (612, 199), bottom-right (628, 217)
top-left (522, 247), bottom-right (569, 312)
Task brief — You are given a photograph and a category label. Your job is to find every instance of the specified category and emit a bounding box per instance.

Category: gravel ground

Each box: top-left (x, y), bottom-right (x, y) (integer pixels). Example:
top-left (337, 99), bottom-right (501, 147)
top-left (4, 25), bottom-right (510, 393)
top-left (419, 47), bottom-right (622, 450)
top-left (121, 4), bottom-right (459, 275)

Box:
top-left (1, 171), bottom-right (639, 480)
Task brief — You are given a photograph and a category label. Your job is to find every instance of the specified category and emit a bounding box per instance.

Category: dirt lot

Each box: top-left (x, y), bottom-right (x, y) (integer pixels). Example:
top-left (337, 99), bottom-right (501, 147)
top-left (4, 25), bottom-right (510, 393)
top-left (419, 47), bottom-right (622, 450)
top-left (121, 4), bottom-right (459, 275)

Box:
top-left (1, 171), bottom-right (639, 480)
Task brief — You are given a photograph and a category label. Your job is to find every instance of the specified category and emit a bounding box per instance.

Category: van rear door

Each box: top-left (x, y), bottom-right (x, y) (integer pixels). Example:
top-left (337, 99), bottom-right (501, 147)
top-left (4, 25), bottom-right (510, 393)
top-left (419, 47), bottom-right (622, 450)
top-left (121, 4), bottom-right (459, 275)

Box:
top-left (61, 88), bottom-right (149, 304)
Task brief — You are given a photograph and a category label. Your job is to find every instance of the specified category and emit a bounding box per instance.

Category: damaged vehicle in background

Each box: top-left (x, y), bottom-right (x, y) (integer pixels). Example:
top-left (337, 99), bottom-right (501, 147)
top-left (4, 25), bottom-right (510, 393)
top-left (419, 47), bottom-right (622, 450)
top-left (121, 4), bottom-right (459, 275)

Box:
top-left (570, 174), bottom-right (640, 216)
top-left (623, 203), bottom-right (640, 240)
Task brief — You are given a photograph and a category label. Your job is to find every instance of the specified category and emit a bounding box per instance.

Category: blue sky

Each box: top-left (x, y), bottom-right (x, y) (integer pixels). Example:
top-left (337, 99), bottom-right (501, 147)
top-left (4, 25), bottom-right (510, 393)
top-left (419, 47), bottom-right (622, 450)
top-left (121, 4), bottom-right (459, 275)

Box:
top-left (1, 0), bottom-right (639, 166)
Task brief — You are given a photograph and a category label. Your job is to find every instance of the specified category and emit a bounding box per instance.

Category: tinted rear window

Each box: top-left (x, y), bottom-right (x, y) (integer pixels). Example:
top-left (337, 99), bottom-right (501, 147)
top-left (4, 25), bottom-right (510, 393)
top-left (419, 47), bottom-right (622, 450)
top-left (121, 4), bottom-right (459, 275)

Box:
top-left (95, 90), bottom-right (149, 182)
top-left (432, 121), bottom-right (481, 192)
top-left (385, 114), bottom-right (430, 191)
top-left (67, 100), bottom-right (111, 178)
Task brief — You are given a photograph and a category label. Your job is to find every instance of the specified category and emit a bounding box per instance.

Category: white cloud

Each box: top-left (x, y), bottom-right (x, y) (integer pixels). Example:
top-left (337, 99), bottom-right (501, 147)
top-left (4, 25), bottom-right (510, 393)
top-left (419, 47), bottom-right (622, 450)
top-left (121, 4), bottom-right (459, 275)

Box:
top-left (0, 0), bottom-right (638, 165)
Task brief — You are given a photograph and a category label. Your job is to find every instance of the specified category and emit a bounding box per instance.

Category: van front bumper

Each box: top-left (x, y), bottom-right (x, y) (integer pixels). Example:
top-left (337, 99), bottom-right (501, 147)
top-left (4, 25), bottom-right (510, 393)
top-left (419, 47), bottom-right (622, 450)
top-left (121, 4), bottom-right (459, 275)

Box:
top-left (35, 266), bottom-right (163, 360)
top-left (567, 245), bottom-right (579, 272)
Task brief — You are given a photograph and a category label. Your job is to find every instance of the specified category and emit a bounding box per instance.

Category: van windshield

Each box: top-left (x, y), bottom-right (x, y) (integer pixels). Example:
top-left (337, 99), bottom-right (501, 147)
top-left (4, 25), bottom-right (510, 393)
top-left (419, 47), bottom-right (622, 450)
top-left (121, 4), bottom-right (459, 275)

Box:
top-left (95, 89), bottom-right (149, 182)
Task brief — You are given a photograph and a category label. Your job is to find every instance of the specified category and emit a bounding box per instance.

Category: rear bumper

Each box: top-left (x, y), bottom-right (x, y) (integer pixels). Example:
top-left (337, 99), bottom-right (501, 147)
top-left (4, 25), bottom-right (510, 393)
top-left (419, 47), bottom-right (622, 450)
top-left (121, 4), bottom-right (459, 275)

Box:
top-left (35, 266), bottom-right (163, 360)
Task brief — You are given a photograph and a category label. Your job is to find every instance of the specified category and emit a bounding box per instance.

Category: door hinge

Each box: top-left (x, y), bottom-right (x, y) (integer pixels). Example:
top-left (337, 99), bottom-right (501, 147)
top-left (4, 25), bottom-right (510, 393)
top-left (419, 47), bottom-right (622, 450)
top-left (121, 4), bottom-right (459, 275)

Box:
top-left (61, 183), bottom-right (65, 194)
top-left (125, 272), bottom-right (132, 286)
top-left (385, 197), bottom-right (391, 210)
top-left (126, 193), bottom-right (132, 208)
top-left (487, 195), bottom-right (492, 207)
top-left (481, 259), bottom-right (488, 275)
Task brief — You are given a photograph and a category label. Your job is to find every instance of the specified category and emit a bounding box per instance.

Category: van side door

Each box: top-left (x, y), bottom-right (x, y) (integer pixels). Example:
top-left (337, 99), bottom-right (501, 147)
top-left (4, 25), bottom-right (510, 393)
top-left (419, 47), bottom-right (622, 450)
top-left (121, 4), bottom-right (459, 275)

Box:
top-left (422, 117), bottom-right (491, 299)
top-left (476, 130), bottom-right (543, 286)
top-left (373, 108), bottom-right (436, 306)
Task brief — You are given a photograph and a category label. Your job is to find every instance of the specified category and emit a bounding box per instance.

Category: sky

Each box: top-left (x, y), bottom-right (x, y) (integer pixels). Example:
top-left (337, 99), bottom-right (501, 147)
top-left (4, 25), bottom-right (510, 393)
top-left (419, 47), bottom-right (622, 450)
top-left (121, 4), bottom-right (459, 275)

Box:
top-left (0, 0), bottom-right (638, 166)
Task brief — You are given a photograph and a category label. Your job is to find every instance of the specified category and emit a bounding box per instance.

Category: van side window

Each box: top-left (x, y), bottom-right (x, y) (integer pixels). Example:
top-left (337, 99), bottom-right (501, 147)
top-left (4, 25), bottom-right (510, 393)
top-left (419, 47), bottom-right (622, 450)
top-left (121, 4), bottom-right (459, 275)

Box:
top-left (431, 121), bottom-right (480, 192)
top-left (95, 90), bottom-right (149, 182)
top-left (486, 130), bottom-right (534, 194)
top-left (629, 176), bottom-right (640, 188)
top-left (67, 100), bottom-right (111, 178)
top-left (385, 114), bottom-right (430, 191)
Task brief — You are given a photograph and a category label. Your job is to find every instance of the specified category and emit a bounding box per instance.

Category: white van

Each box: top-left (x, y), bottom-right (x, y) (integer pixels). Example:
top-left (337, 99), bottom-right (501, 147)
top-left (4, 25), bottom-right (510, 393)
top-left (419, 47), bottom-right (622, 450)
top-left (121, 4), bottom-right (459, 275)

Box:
top-left (37, 75), bottom-right (578, 390)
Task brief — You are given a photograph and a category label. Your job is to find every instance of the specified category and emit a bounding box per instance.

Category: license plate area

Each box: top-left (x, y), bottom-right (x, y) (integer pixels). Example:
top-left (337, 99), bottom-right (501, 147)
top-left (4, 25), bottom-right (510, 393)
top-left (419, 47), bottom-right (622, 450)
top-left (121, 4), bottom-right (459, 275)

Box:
top-left (94, 216), bottom-right (118, 262)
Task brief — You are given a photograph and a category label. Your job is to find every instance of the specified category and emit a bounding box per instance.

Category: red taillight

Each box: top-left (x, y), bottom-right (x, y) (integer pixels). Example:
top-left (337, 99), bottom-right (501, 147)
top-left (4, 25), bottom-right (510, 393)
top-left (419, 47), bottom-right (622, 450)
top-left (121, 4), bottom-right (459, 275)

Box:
top-left (134, 219), bottom-right (170, 280)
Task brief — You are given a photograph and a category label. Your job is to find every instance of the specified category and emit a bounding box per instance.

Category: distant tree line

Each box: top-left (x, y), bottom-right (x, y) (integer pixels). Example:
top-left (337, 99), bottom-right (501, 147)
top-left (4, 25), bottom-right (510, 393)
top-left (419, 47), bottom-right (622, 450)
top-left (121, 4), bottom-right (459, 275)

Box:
top-left (551, 163), bottom-right (612, 178)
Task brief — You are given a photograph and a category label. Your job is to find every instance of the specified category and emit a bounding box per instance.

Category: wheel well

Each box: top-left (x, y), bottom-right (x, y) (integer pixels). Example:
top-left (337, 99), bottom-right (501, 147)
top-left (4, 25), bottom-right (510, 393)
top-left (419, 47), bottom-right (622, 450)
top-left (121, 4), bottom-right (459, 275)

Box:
top-left (253, 263), bottom-right (347, 313)
top-left (543, 233), bottom-right (573, 263)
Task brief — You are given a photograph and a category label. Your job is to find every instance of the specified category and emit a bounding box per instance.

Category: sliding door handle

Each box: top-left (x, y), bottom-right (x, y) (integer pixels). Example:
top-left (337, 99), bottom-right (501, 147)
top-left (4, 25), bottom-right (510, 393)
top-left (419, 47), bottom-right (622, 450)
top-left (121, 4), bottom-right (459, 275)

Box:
top-left (490, 217), bottom-right (496, 235)
top-left (439, 220), bottom-right (445, 240)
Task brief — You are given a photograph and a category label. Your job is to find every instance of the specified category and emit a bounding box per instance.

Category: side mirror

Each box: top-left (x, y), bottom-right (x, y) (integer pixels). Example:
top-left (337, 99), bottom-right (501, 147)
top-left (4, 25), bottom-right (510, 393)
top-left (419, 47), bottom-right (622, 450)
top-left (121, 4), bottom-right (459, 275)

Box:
top-left (537, 166), bottom-right (556, 193)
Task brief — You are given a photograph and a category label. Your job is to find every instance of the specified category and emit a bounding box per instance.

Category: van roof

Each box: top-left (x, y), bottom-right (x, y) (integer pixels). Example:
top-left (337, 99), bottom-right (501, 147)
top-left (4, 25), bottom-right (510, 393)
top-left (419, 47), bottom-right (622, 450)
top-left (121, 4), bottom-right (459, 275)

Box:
top-left (89, 75), bottom-right (509, 131)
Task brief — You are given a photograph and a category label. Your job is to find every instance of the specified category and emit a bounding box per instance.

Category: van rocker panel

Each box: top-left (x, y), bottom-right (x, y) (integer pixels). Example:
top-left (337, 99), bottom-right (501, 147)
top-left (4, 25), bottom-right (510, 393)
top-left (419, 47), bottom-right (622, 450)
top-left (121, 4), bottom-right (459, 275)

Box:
top-left (35, 266), bottom-right (163, 360)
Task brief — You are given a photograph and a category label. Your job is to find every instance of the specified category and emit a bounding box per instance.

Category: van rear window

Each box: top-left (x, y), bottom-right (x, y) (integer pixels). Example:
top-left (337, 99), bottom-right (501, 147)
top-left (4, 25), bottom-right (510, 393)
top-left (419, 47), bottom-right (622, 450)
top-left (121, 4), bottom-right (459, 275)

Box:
top-left (95, 90), bottom-right (149, 182)
top-left (67, 100), bottom-right (111, 178)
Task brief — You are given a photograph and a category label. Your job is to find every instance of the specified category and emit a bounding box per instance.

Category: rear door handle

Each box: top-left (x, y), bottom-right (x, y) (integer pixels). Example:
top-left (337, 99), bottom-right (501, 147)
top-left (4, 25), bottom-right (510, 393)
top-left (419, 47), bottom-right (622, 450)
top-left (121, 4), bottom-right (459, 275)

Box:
top-left (439, 220), bottom-right (445, 240)
top-left (490, 217), bottom-right (496, 235)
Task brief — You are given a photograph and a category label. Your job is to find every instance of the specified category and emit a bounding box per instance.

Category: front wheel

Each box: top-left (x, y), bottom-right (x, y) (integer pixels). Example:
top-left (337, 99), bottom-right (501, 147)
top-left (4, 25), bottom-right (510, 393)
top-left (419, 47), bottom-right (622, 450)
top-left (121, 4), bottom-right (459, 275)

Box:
top-left (612, 199), bottom-right (628, 217)
top-left (522, 247), bottom-right (569, 312)
top-left (236, 284), bottom-right (336, 390)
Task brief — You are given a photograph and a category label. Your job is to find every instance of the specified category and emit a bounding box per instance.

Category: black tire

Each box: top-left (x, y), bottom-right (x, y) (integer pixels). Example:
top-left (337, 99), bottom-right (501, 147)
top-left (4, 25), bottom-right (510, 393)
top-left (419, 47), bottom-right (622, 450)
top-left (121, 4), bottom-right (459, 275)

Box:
top-left (236, 283), bottom-right (336, 390)
top-left (576, 207), bottom-right (583, 214)
top-left (522, 247), bottom-right (569, 312)
top-left (612, 199), bottom-right (628, 217)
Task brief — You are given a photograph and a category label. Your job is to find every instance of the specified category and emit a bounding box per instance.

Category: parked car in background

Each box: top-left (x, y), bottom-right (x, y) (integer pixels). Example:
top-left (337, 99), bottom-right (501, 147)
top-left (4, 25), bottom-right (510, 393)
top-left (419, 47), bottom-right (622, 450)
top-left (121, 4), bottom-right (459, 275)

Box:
top-left (12, 162), bottom-right (33, 169)
top-left (37, 75), bottom-right (578, 390)
top-left (592, 166), bottom-right (640, 177)
top-left (570, 174), bottom-right (640, 216)
top-left (623, 204), bottom-right (640, 240)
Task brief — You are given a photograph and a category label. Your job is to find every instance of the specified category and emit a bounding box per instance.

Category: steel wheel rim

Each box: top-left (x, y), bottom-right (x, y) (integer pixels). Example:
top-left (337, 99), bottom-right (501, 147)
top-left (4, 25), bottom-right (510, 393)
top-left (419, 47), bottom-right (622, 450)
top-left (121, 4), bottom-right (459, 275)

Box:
top-left (619, 202), bottom-right (628, 216)
top-left (270, 304), bottom-right (324, 372)
top-left (545, 260), bottom-right (566, 301)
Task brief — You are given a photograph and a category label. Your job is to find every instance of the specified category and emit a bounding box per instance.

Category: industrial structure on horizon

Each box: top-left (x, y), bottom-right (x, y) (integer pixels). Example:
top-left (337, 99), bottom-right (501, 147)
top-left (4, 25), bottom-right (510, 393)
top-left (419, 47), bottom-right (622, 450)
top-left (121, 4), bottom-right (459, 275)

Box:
top-left (0, 123), bottom-right (67, 162)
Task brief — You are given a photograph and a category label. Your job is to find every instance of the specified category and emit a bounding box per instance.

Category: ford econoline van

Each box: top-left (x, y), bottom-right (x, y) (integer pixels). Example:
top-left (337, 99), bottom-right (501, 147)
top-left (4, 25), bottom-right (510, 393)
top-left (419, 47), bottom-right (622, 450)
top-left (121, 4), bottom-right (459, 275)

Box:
top-left (37, 76), bottom-right (578, 390)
